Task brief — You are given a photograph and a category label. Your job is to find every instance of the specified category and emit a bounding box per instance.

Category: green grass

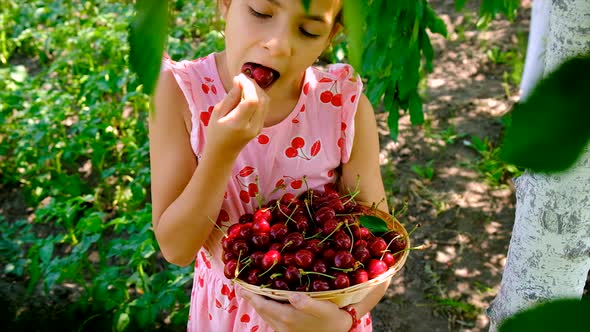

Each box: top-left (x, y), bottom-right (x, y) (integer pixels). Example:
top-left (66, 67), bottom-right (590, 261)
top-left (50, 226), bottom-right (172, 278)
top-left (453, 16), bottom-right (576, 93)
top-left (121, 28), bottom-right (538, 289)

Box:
top-left (1, 1), bottom-right (223, 330)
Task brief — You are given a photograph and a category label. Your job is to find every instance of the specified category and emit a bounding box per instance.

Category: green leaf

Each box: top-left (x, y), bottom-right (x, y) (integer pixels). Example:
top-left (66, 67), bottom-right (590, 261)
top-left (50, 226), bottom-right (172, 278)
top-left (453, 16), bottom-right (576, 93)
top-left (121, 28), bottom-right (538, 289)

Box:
top-left (454, 0), bottom-right (467, 11)
top-left (343, 0), bottom-right (365, 72)
top-left (128, 0), bottom-right (169, 95)
top-left (359, 215), bottom-right (390, 234)
top-left (301, 0), bottom-right (311, 12)
top-left (409, 90), bottom-right (424, 125)
top-left (115, 311), bottom-right (131, 332)
top-left (499, 298), bottom-right (590, 332)
top-left (500, 55), bottom-right (590, 173)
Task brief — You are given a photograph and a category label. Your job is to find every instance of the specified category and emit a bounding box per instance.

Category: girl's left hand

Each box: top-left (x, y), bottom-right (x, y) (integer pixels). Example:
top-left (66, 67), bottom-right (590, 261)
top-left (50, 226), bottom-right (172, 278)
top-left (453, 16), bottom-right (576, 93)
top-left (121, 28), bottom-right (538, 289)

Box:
top-left (237, 287), bottom-right (353, 332)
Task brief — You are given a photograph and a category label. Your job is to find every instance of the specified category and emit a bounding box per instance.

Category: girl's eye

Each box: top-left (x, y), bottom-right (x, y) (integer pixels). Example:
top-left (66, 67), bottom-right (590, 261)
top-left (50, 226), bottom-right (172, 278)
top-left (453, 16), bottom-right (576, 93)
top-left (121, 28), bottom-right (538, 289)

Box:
top-left (299, 27), bottom-right (320, 38)
top-left (249, 7), bottom-right (271, 19)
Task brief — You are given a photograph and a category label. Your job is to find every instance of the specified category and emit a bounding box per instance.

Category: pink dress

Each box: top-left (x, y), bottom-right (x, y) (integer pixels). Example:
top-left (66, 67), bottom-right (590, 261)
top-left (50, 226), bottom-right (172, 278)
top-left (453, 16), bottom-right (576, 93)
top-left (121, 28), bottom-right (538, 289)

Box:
top-left (162, 53), bottom-right (373, 332)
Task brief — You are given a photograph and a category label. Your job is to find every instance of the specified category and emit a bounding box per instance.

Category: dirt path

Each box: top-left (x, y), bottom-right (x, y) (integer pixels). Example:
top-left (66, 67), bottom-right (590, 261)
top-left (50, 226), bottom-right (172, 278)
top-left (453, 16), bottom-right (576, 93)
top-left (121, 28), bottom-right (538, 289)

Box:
top-left (371, 2), bottom-right (531, 331)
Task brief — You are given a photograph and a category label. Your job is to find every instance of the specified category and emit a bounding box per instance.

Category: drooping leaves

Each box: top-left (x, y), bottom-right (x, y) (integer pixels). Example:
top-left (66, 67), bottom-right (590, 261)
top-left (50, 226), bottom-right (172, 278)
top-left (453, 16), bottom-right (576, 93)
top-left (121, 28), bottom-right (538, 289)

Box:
top-left (500, 55), bottom-right (590, 173)
top-left (129, 0), bottom-right (169, 95)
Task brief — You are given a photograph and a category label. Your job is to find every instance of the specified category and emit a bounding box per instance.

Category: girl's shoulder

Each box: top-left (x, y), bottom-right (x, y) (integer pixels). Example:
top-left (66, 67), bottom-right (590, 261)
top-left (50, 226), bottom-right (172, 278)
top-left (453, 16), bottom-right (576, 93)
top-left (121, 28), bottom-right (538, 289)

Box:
top-left (309, 62), bottom-right (362, 84)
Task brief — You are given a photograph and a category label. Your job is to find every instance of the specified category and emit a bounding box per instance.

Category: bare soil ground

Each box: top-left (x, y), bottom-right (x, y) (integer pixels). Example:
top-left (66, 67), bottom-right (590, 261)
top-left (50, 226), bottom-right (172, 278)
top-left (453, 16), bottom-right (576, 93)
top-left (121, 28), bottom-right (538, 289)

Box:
top-left (371, 1), bottom-right (529, 331)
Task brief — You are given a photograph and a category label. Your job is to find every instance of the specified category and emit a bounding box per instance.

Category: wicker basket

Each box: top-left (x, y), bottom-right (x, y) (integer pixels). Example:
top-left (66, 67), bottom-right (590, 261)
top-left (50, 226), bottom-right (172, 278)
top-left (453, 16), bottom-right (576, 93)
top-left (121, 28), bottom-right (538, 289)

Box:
top-left (234, 203), bottom-right (410, 307)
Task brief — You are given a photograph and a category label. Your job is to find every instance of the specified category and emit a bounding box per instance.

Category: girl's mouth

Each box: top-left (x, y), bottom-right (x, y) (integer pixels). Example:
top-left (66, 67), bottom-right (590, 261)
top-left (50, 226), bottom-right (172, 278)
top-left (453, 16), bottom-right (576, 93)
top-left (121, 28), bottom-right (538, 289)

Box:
top-left (241, 62), bottom-right (280, 89)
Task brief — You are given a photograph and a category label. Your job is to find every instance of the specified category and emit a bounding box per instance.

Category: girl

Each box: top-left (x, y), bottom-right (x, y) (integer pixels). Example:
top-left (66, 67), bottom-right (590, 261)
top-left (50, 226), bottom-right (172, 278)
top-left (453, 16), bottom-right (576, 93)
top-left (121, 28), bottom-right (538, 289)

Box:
top-left (149, 0), bottom-right (389, 331)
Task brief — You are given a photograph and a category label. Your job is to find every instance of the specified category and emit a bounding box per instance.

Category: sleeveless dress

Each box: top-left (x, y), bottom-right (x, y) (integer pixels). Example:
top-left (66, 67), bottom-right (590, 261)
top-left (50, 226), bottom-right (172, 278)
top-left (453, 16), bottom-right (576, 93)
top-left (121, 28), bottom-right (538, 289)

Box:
top-left (161, 53), bottom-right (373, 332)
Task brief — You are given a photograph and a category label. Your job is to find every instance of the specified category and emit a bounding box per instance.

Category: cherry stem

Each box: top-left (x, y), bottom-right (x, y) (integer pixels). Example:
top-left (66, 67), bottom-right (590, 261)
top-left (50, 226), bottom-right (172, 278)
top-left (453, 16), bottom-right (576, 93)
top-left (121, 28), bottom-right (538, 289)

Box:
top-left (206, 216), bottom-right (227, 237)
top-left (318, 222), bottom-right (344, 245)
top-left (340, 174), bottom-right (361, 200)
top-left (254, 175), bottom-right (265, 210)
top-left (304, 199), bottom-right (315, 223)
top-left (276, 200), bottom-right (298, 224)
top-left (391, 244), bottom-right (429, 255)
top-left (258, 261), bottom-right (278, 277)
top-left (330, 266), bottom-right (355, 273)
top-left (300, 270), bottom-right (336, 280)
top-left (380, 224), bottom-right (421, 260)
top-left (344, 223), bottom-right (355, 253)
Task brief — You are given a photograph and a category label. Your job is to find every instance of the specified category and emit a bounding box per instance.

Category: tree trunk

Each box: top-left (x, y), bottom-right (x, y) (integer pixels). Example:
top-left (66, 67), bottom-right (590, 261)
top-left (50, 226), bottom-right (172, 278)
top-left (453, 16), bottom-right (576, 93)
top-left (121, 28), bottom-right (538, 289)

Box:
top-left (486, 0), bottom-right (590, 331)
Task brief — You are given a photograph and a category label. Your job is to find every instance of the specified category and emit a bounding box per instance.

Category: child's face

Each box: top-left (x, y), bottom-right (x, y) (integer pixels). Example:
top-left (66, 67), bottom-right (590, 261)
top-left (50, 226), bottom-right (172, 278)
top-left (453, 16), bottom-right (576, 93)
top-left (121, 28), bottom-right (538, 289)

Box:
top-left (220, 0), bottom-right (341, 94)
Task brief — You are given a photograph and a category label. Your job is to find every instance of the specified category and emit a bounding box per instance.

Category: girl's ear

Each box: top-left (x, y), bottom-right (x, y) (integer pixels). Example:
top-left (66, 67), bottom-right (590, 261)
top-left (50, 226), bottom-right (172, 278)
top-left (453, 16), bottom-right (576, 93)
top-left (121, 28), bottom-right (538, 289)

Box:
top-left (219, 0), bottom-right (230, 18)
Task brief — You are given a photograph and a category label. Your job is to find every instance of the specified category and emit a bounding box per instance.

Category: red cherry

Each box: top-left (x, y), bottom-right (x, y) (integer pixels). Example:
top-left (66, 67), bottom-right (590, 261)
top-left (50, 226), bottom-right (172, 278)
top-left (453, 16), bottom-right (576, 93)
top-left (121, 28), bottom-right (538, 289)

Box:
top-left (231, 239), bottom-right (249, 256)
top-left (314, 206), bottom-right (336, 224)
top-left (227, 224), bottom-right (242, 239)
top-left (261, 250), bottom-right (281, 270)
top-left (353, 269), bottom-right (369, 284)
top-left (222, 251), bottom-right (237, 263)
top-left (312, 259), bottom-right (328, 274)
top-left (250, 251), bottom-right (265, 268)
top-left (271, 278), bottom-right (290, 290)
top-left (334, 250), bottom-right (355, 269)
top-left (333, 231), bottom-right (352, 250)
top-left (245, 268), bottom-right (262, 285)
top-left (367, 259), bottom-right (388, 279)
top-left (368, 238), bottom-right (388, 257)
top-left (253, 208), bottom-right (272, 224)
top-left (291, 137), bottom-right (305, 149)
top-left (252, 220), bottom-right (271, 233)
top-left (252, 66), bottom-right (275, 88)
top-left (294, 249), bottom-right (314, 269)
top-left (269, 223), bottom-right (289, 242)
top-left (382, 252), bottom-right (396, 267)
top-left (320, 90), bottom-right (333, 103)
top-left (224, 259), bottom-right (238, 279)
top-left (282, 252), bottom-right (297, 266)
top-left (352, 245), bottom-right (371, 264)
top-left (241, 63), bottom-right (255, 77)
top-left (250, 232), bottom-right (270, 249)
top-left (283, 232), bottom-right (304, 251)
top-left (239, 213), bottom-right (253, 224)
top-left (332, 272), bottom-right (350, 289)
top-left (321, 219), bottom-right (339, 236)
top-left (284, 265), bottom-right (301, 284)
top-left (331, 93), bottom-right (342, 107)
top-left (312, 279), bottom-right (331, 291)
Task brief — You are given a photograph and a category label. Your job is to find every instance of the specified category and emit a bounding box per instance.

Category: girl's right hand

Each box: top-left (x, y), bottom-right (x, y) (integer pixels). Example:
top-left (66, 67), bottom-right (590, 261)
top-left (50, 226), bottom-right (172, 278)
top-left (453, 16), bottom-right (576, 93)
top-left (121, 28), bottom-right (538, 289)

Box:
top-left (204, 74), bottom-right (269, 158)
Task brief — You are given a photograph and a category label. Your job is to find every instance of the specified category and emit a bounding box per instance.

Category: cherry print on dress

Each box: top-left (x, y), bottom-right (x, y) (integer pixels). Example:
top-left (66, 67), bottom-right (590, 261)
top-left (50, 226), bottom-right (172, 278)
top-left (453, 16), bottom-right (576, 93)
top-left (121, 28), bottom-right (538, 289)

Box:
top-left (292, 104), bottom-right (306, 124)
top-left (234, 166), bottom-right (259, 204)
top-left (319, 81), bottom-right (342, 107)
top-left (216, 209), bottom-right (230, 228)
top-left (200, 105), bottom-right (214, 126)
top-left (200, 251), bottom-right (212, 269)
top-left (201, 77), bottom-right (218, 95)
top-left (251, 326), bottom-right (260, 332)
top-left (284, 137), bottom-right (321, 160)
top-left (257, 134), bottom-right (270, 144)
top-left (240, 314), bottom-right (251, 323)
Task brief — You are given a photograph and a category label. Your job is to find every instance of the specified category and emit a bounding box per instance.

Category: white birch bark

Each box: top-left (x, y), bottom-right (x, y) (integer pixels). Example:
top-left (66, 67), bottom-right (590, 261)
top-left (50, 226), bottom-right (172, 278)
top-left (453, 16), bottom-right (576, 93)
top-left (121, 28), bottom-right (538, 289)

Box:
top-left (486, 0), bottom-right (590, 330)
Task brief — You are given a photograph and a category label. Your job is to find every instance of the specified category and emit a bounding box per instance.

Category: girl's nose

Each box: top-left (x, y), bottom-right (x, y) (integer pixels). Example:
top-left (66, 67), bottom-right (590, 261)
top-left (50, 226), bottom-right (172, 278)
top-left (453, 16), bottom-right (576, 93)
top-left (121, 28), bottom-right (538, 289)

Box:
top-left (263, 26), bottom-right (292, 57)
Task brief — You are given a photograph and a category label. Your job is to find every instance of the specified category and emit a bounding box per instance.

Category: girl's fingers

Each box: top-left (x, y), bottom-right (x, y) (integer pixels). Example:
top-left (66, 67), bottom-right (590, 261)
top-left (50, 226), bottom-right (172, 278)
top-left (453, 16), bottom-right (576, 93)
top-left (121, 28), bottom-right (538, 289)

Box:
top-left (288, 293), bottom-right (340, 318)
top-left (211, 76), bottom-right (242, 120)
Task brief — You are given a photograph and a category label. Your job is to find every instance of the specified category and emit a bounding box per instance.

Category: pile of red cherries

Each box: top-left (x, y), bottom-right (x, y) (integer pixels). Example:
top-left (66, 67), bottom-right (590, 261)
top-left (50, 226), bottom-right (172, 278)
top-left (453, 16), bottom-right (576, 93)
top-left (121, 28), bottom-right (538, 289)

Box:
top-left (221, 187), bottom-right (407, 292)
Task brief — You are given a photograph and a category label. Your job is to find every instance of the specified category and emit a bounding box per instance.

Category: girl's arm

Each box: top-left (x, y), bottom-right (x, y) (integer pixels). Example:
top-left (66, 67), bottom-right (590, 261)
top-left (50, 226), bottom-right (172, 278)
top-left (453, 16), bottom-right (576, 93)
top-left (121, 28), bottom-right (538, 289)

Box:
top-left (149, 69), bottom-right (268, 267)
